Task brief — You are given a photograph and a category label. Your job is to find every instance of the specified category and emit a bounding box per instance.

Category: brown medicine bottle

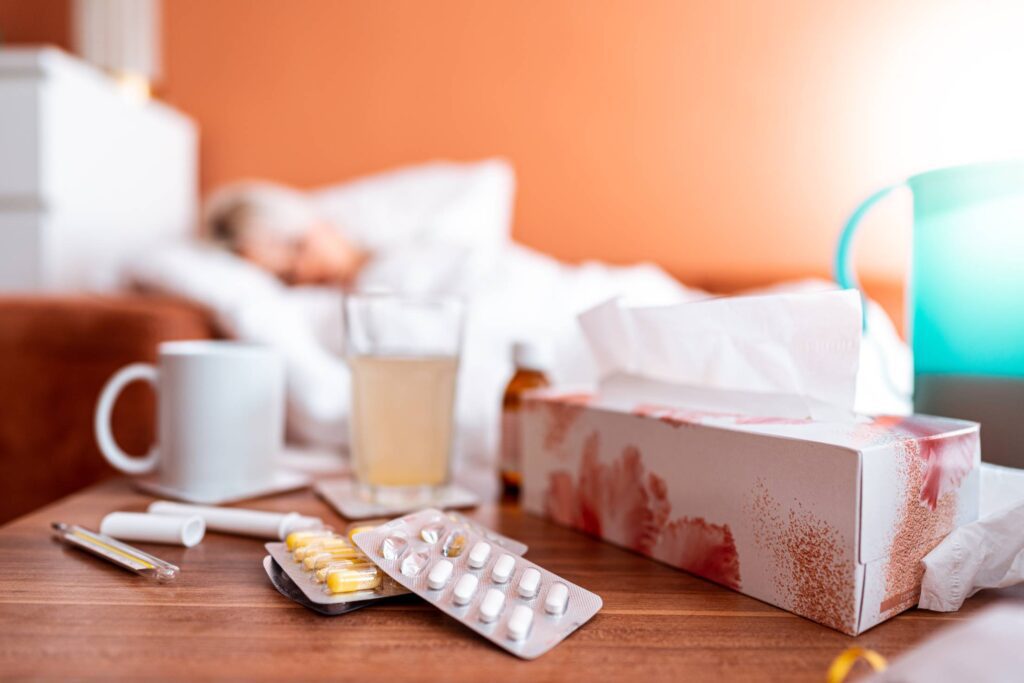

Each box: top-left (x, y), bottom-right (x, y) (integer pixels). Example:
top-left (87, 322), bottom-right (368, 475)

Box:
top-left (500, 342), bottom-right (551, 498)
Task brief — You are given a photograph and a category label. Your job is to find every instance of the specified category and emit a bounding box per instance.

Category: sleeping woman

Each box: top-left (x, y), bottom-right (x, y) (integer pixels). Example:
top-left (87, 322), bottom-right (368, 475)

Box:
top-left (204, 181), bottom-right (370, 287)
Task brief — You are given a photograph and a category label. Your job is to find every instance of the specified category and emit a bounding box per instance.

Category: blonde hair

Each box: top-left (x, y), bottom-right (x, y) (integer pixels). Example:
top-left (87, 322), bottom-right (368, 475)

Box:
top-left (203, 181), bottom-right (319, 250)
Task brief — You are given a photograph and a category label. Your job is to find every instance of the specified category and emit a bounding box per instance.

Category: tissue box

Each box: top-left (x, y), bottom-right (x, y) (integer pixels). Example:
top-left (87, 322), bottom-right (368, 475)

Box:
top-left (521, 391), bottom-right (981, 635)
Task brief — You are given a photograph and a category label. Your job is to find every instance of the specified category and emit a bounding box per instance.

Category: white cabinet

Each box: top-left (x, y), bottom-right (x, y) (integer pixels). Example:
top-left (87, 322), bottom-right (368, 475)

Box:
top-left (0, 47), bottom-right (197, 291)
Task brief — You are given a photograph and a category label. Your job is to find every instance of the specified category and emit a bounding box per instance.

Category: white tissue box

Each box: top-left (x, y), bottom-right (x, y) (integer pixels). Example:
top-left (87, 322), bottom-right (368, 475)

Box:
top-left (520, 391), bottom-right (981, 635)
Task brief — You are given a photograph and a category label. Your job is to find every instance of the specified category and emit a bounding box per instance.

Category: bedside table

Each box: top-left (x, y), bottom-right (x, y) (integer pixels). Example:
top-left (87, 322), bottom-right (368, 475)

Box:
top-left (1, 479), bottom-right (1018, 681)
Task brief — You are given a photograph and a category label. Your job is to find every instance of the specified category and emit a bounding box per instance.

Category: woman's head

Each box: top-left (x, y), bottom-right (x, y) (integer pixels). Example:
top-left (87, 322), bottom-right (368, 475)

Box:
top-left (204, 181), bottom-right (367, 285)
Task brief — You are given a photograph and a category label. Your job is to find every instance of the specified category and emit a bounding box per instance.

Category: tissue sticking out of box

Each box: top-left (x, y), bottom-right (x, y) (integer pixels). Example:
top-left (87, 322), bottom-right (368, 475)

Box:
top-left (919, 463), bottom-right (1024, 612)
top-left (578, 290), bottom-right (862, 422)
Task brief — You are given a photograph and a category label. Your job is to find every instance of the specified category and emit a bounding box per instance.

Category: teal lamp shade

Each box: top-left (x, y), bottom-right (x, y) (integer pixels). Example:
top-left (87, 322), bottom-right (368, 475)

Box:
top-left (837, 160), bottom-right (1024, 379)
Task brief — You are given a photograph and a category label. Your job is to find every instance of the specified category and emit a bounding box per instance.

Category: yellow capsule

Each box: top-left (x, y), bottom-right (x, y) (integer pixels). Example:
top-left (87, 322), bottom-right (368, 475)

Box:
top-left (285, 530), bottom-right (336, 552)
top-left (347, 525), bottom-right (376, 543)
top-left (303, 547), bottom-right (363, 571)
top-left (325, 565), bottom-right (382, 594)
top-left (313, 558), bottom-right (375, 583)
top-left (293, 538), bottom-right (352, 562)
top-left (289, 537), bottom-right (341, 560)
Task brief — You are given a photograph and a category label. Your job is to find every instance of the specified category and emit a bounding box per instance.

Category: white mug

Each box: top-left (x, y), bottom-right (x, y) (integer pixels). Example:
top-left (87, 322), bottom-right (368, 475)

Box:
top-left (94, 341), bottom-right (285, 499)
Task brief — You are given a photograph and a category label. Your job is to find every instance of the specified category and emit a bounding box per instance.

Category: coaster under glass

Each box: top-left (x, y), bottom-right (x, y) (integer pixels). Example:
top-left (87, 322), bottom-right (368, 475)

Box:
top-left (315, 477), bottom-right (479, 519)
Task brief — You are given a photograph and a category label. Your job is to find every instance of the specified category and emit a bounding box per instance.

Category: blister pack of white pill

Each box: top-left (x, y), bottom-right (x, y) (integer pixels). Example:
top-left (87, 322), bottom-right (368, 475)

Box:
top-left (352, 508), bottom-right (602, 659)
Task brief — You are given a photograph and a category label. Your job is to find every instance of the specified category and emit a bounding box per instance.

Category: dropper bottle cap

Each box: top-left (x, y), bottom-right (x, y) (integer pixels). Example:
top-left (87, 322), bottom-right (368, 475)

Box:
top-left (512, 341), bottom-right (550, 372)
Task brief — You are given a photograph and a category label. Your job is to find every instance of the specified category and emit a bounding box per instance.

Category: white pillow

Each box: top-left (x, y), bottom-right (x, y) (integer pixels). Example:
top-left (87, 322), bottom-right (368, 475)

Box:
top-left (128, 241), bottom-right (284, 331)
top-left (312, 158), bottom-right (515, 254)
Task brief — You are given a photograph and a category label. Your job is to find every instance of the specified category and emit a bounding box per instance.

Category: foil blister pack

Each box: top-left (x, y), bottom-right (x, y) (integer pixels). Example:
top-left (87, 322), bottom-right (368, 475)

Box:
top-left (264, 515), bottom-right (528, 612)
top-left (352, 508), bottom-right (602, 659)
top-left (265, 524), bottom-right (409, 608)
top-left (262, 555), bottom-right (369, 616)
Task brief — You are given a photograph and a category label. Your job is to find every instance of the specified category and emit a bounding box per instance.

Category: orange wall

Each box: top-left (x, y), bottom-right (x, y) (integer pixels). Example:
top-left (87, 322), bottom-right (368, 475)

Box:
top-left (4, 0), bottom-right (1023, 290)
top-left (0, 1), bottom-right (69, 49)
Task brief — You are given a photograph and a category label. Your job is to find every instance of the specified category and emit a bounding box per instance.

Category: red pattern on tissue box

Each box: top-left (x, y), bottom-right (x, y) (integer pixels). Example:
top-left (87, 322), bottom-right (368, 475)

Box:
top-left (520, 390), bottom-right (980, 635)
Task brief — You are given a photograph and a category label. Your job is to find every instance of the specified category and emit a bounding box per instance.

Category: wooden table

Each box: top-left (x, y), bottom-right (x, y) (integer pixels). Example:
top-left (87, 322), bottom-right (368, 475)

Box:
top-left (1, 479), bottom-right (1019, 681)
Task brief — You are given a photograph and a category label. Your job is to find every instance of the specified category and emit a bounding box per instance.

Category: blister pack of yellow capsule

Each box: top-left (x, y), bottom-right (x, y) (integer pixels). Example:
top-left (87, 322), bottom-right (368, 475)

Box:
top-left (264, 517), bottom-right (529, 614)
top-left (264, 524), bottom-right (409, 612)
top-left (353, 508), bottom-right (602, 659)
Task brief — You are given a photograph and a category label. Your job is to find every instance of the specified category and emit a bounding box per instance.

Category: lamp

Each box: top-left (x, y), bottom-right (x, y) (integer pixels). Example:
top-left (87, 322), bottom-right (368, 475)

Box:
top-left (72, 0), bottom-right (160, 101)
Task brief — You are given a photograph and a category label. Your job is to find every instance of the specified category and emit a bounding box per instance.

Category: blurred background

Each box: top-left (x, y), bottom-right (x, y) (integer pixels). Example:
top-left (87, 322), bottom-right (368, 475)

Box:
top-left (7, 0), bottom-right (1024, 317)
top-left (2, 0), bottom-right (1023, 521)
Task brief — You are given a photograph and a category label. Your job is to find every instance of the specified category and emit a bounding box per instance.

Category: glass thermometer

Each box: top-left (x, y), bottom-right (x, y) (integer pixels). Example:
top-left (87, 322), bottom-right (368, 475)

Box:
top-left (51, 522), bottom-right (179, 582)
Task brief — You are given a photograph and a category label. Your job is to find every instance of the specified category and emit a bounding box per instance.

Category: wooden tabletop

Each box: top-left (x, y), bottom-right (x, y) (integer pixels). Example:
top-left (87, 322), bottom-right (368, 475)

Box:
top-left (1, 479), bottom-right (1020, 681)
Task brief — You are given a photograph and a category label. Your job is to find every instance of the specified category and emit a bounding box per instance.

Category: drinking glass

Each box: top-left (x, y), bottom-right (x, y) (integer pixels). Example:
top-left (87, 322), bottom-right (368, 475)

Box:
top-left (343, 293), bottom-right (464, 503)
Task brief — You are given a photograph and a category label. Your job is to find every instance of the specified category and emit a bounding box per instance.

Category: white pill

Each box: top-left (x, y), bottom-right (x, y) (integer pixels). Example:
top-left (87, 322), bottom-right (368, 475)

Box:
top-left (491, 553), bottom-right (515, 584)
top-left (544, 582), bottom-right (570, 615)
top-left (452, 573), bottom-right (479, 606)
top-left (479, 587), bottom-right (505, 623)
top-left (507, 604), bottom-right (534, 641)
top-left (427, 559), bottom-right (454, 590)
top-left (467, 540), bottom-right (491, 569)
top-left (517, 567), bottom-right (541, 598)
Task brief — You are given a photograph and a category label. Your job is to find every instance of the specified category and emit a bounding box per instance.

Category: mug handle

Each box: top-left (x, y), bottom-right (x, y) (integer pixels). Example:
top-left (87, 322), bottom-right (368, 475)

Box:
top-left (94, 363), bottom-right (161, 475)
top-left (834, 183), bottom-right (902, 329)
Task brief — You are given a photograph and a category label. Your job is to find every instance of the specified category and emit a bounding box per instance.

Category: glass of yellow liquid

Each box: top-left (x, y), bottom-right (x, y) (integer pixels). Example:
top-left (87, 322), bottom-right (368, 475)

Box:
top-left (344, 293), bottom-right (464, 504)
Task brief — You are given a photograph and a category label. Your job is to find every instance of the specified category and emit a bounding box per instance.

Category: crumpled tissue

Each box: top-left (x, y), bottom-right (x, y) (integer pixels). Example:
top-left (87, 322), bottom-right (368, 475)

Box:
top-left (919, 463), bottom-right (1024, 611)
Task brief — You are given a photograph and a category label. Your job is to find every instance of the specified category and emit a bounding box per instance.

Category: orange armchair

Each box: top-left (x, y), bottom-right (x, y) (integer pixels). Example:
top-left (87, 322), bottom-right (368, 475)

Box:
top-left (0, 295), bottom-right (216, 523)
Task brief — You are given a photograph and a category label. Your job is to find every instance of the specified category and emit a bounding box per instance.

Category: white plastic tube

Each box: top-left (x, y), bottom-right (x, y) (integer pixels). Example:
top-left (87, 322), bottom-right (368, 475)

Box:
top-left (100, 512), bottom-right (205, 547)
top-left (147, 501), bottom-right (323, 540)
